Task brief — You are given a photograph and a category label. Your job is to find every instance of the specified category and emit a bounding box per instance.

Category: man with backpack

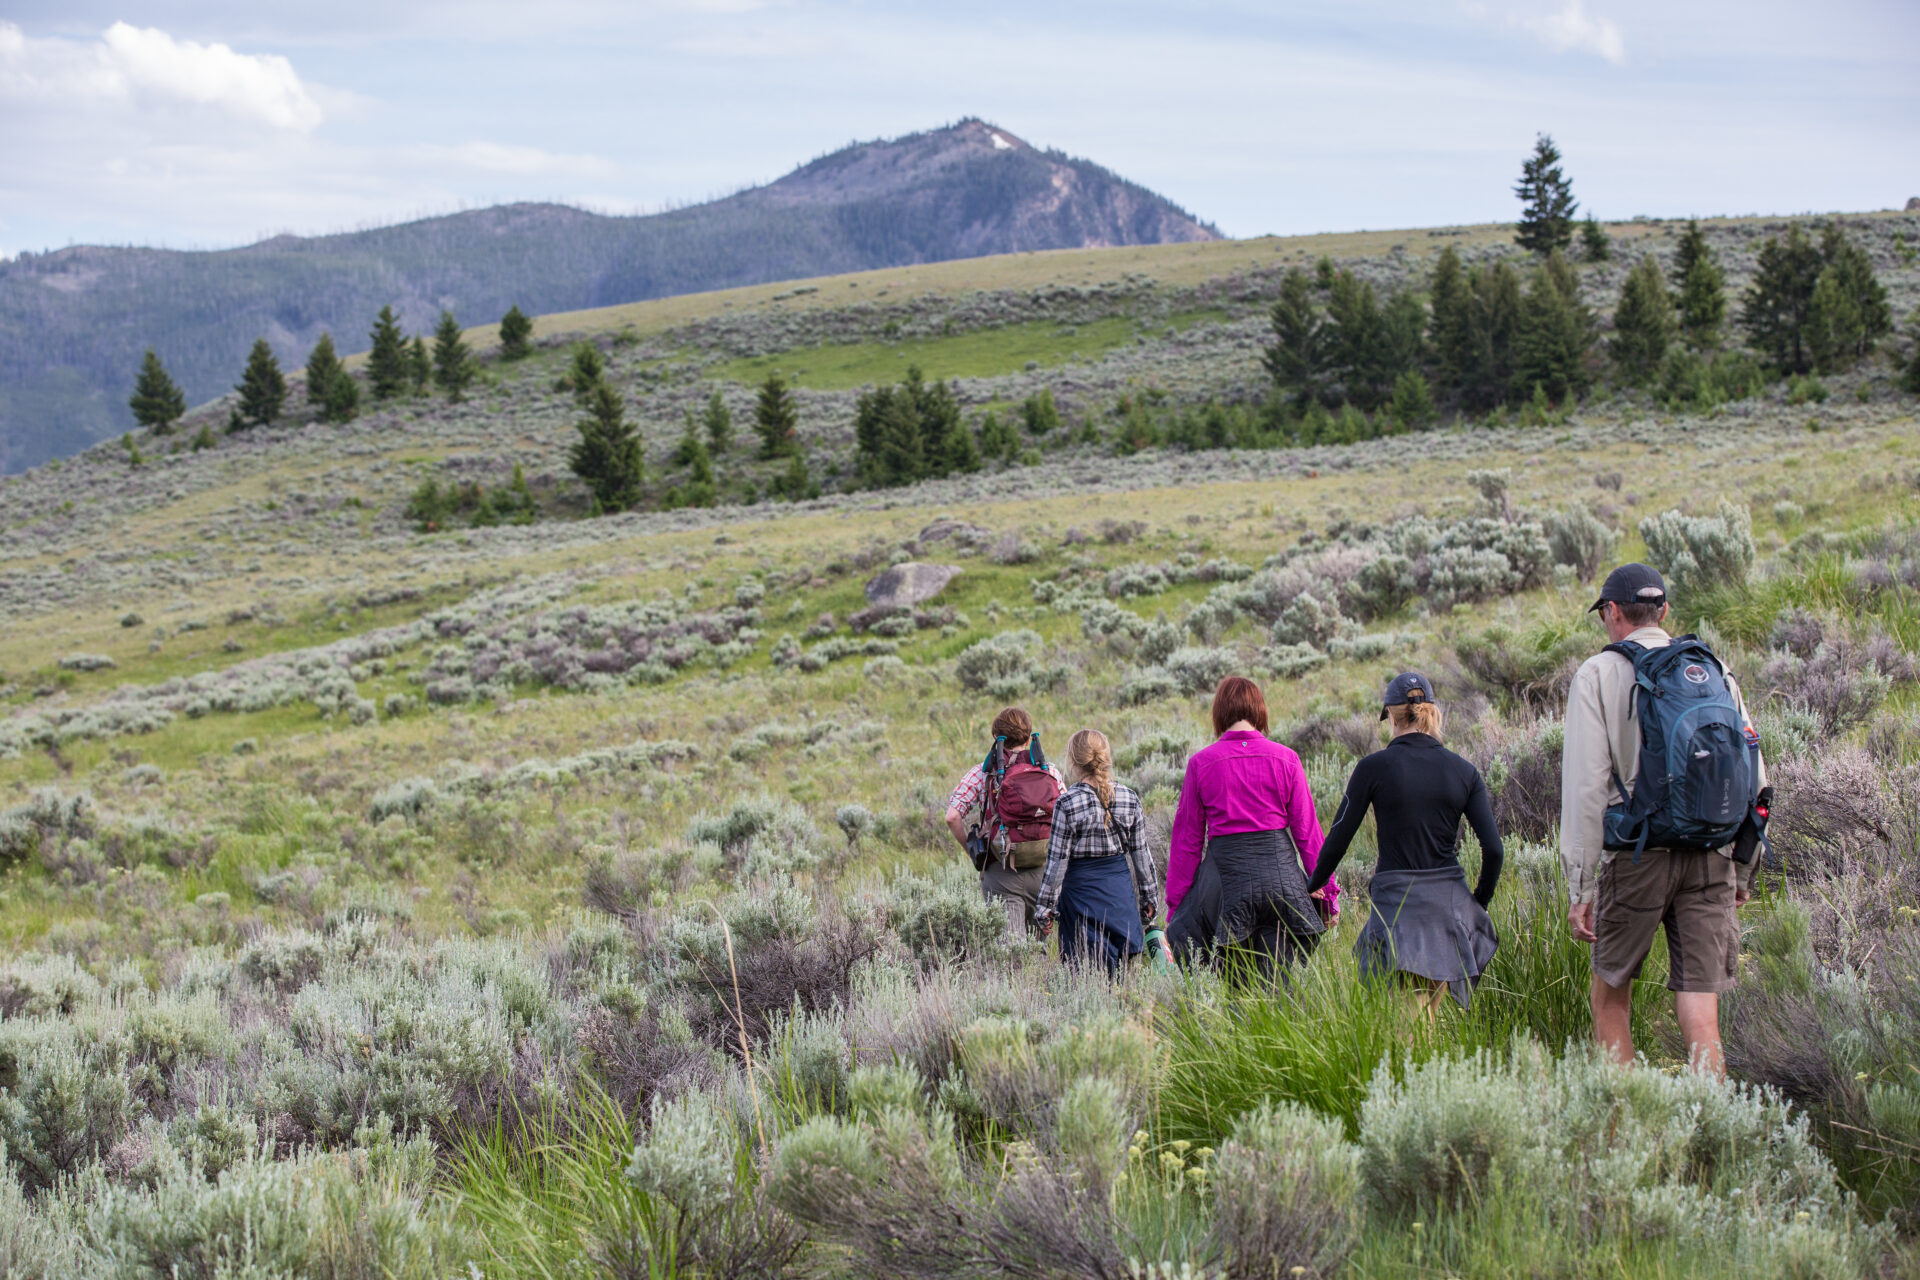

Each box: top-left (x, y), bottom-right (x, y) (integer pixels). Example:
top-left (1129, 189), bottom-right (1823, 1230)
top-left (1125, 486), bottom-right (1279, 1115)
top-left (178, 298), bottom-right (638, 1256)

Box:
top-left (943, 706), bottom-right (1063, 938)
top-left (1561, 563), bottom-right (1771, 1077)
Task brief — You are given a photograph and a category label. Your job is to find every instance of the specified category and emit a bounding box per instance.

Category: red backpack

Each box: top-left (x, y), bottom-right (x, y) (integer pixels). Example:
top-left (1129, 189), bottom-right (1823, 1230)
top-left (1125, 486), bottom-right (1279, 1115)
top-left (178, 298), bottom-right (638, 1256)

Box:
top-left (987, 739), bottom-right (1059, 846)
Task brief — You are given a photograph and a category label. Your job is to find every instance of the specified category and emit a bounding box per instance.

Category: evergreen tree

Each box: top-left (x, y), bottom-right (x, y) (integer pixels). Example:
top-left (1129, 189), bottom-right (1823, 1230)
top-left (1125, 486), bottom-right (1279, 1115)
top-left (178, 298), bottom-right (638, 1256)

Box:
top-left (1672, 220), bottom-right (1726, 350)
top-left (1741, 225), bottom-right (1825, 374)
top-left (322, 367), bottom-right (360, 423)
top-left (432, 310), bottom-right (473, 400)
top-left (498, 305), bottom-right (533, 360)
top-left (304, 333), bottom-right (344, 407)
top-left (768, 450), bottom-right (817, 502)
top-left (875, 386), bottom-right (925, 485)
top-left (1018, 387), bottom-right (1061, 435)
top-left (234, 338), bottom-right (287, 428)
top-left (408, 335), bottom-right (431, 395)
top-left (702, 386), bottom-right (734, 453)
top-left (672, 409), bottom-right (705, 467)
top-left (1609, 255), bottom-right (1674, 383)
top-left (1388, 370), bottom-right (1437, 430)
top-left (1264, 267), bottom-right (1327, 409)
top-left (567, 344), bottom-right (607, 404)
top-left (1513, 251), bottom-right (1594, 404)
top-left (569, 381), bottom-right (643, 512)
top-left (1903, 312), bottom-right (1920, 396)
top-left (1324, 269), bottom-right (1385, 409)
top-left (1579, 215), bottom-right (1611, 262)
top-left (367, 305), bottom-right (408, 400)
top-left (754, 372), bottom-right (799, 457)
top-left (1514, 133), bottom-right (1578, 257)
top-left (978, 409), bottom-right (1019, 461)
top-left (1427, 245), bottom-right (1472, 399)
top-left (1806, 224), bottom-right (1892, 372)
top-left (128, 349), bottom-right (185, 433)
top-left (1456, 261), bottom-right (1524, 410)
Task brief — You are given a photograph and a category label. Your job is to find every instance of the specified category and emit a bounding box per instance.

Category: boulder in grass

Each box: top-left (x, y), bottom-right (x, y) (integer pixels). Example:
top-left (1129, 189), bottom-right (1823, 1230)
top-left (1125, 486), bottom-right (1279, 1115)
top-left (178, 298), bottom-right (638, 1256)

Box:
top-left (863, 562), bottom-right (959, 611)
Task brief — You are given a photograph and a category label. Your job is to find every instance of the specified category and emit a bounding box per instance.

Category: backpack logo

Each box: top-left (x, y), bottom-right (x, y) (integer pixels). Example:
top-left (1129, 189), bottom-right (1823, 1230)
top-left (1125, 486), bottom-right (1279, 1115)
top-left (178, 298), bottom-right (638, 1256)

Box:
top-left (1683, 664), bottom-right (1709, 684)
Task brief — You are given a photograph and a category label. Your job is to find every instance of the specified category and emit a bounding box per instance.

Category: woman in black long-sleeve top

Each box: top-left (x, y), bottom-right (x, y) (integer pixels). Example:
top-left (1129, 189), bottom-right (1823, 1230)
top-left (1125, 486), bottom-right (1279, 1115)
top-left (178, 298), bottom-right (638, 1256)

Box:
top-left (1307, 672), bottom-right (1503, 1013)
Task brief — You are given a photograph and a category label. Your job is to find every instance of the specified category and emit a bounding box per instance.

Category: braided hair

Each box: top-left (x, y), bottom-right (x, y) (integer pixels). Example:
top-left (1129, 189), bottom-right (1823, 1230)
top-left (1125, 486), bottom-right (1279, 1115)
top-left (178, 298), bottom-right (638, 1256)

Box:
top-left (1066, 729), bottom-right (1115, 824)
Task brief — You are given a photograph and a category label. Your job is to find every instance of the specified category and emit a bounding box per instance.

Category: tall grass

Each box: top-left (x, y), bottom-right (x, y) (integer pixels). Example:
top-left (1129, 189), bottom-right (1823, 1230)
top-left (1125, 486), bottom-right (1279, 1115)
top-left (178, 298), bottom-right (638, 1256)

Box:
top-left (1157, 866), bottom-right (1667, 1142)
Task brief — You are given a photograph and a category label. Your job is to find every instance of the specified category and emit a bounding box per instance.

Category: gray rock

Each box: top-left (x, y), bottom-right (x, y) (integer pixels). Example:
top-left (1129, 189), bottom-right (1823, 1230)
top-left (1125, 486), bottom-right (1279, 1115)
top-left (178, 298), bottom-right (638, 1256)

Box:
top-left (1907, 196), bottom-right (1920, 212)
top-left (864, 562), bottom-right (960, 610)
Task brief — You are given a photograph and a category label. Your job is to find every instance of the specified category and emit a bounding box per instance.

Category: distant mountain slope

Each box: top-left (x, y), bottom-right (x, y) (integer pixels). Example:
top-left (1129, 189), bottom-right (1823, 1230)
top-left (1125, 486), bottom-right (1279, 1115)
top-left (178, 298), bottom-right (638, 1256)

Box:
top-left (0, 120), bottom-right (1217, 473)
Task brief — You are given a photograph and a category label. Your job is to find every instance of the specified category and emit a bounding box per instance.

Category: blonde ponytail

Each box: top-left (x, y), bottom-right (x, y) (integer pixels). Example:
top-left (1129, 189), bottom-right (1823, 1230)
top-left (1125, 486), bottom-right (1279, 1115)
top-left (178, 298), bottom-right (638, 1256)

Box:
top-left (1387, 700), bottom-right (1444, 739)
top-left (1067, 729), bottom-right (1116, 823)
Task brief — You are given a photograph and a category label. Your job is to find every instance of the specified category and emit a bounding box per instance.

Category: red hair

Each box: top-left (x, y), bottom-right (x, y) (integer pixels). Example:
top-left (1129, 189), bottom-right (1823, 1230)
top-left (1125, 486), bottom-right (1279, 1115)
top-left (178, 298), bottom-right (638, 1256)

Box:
top-left (1211, 675), bottom-right (1268, 736)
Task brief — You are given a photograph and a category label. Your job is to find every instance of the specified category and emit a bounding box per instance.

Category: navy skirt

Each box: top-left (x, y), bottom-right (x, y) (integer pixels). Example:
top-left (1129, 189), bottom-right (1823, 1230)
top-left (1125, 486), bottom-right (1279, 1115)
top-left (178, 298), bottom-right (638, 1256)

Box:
top-left (1057, 854), bottom-right (1145, 976)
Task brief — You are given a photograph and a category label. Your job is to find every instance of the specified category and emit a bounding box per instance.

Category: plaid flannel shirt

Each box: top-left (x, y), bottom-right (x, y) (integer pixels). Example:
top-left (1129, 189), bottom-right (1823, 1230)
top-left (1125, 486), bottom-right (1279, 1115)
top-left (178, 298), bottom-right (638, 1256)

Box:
top-left (1035, 782), bottom-right (1159, 927)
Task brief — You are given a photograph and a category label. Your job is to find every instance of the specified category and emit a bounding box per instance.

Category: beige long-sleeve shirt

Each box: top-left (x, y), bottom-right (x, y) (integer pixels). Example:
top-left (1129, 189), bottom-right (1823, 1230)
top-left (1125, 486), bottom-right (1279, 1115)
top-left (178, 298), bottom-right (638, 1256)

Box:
top-left (1559, 626), bottom-right (1766, 905)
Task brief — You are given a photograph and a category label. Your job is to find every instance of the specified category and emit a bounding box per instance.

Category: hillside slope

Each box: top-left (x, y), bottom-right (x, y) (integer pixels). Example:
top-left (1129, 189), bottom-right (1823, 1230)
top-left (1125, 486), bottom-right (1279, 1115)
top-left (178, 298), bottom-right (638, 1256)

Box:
top-left (0, 119), bottom-right (1216, 474)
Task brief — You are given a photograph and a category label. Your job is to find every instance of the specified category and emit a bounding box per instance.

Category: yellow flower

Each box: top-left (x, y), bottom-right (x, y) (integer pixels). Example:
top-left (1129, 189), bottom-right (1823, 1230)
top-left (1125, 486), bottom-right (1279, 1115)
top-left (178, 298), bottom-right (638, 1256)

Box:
top-left (1159, 1152), bottom-right (1184, 1172)
top-left (1132, 1129), bottom-right (1150, 1145)
top-left (1170, 1139), bottom-right (1191, 1154)
top-left (1194, 1147), bottom-right (1215, 1161)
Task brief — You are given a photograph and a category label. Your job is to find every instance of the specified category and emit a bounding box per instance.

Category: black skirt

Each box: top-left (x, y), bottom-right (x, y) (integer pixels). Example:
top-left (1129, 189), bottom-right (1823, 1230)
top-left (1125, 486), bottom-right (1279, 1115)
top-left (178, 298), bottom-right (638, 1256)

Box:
top-left (1166, 828), bottom-right (1324, 968)
top-left (1355, 864), bottom-right (1498, 1008)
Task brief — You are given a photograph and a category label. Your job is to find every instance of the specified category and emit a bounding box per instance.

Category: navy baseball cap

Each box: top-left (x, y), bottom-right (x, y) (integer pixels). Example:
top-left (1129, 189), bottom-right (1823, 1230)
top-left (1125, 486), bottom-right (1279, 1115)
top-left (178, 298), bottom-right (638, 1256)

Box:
top-left (1588, 563), bottom-right (1667, 614)
top-left (1379, 671), bottom-right (1436, 721)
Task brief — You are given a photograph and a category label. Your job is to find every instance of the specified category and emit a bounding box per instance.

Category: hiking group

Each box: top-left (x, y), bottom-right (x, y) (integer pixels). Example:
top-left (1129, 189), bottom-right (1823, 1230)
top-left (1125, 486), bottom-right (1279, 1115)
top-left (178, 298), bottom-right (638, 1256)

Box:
top-left (942, 562), bottom-right (1772, 1075)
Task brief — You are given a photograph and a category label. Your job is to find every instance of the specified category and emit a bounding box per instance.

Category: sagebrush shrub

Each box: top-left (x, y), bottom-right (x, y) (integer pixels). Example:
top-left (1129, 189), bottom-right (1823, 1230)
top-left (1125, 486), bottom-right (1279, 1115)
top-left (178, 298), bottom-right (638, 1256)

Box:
top-left (1639, 500), bottom-right (1755, 598)
top-left (1209, 1102), bottom-right (1360, 1280)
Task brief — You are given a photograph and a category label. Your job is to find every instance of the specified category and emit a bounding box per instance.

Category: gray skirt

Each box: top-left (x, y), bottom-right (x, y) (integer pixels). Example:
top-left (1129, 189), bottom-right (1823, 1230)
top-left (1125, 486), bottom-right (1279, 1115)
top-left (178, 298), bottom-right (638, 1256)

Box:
top-left (1355, 864), bottom-right (1499, 1008)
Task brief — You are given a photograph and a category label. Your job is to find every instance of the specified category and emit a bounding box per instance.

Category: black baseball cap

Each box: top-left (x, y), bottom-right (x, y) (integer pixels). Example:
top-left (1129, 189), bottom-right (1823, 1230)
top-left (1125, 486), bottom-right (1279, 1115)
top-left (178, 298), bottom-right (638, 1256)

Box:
top-left (1588, 563), bottom-right (1668, 614)
top-left (1380, 671), bottom-right (1435, 721)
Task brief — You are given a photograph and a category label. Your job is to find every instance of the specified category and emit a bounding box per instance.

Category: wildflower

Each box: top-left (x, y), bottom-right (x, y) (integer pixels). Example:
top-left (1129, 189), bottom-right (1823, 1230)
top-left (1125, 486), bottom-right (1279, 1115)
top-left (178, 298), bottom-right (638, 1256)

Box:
top-left (1160, 1152), bottom-right (1184, 1172)
top-left (1169, 1139), bottom-right (1191, 1154)
top-left (1132, 1129), bottom-right (1150, 1145)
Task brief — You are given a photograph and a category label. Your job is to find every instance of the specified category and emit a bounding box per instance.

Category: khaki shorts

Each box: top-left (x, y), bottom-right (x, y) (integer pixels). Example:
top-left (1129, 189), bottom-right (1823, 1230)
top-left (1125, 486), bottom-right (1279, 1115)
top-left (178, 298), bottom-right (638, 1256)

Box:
top-left (1593, 849), bottom-right (1739, 993)
top-left (981, 862), bottom-right (1044, 939)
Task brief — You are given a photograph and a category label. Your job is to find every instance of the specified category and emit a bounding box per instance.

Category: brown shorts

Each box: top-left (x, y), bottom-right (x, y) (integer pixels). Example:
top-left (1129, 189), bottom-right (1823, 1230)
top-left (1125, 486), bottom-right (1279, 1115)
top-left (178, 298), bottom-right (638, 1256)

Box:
top-left (1592, 849), bottom-right (1739, 993)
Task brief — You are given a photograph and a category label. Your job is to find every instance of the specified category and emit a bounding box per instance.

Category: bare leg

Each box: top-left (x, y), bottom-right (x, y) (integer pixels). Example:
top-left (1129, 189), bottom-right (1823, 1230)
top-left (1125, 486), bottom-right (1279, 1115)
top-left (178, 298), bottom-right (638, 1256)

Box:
top-left (1674, 991), bottom-right (1724, 1077)
top-left (1591, 974), bottom-right (1635, 1065)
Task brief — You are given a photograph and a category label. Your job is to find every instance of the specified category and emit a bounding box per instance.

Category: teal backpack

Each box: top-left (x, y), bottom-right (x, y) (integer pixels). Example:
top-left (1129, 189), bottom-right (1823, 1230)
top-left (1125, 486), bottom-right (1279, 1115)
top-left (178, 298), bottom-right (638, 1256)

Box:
top-left (1601, 636), bottom-right (1761, 857)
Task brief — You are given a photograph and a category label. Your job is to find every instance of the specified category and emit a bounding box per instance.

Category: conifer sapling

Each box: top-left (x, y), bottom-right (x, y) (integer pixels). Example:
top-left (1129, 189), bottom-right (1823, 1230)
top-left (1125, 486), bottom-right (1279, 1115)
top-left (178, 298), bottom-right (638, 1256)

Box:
top-left (367, 305), bottom-right (408, 400)
top-left (498, 305), bottom-right (533, 360)
top-left (1514, 133), bottom-right (1578, 257)
top-left (234, 338), bottom-right (287, 428)
top-left (432, 310), bottom-right (473, 400)
top-left (128, 349), bottom-right (186, 433)
top-left (754, 372), bottom-right (799, 458)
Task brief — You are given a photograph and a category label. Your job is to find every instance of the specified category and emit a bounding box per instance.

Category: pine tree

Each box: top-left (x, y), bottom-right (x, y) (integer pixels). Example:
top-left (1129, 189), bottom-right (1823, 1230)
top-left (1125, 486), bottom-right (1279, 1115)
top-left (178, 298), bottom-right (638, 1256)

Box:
top-left (1427, 245), bottom-right (1472, 399)
top-left (1742, 225), bottom-right (1825, 374)
top-left (432, 310), bottom-right (473, 400)
top-left (1609, 255), bottom-right (1674, 383)
top-left (1672, 220), bottom-right (1726, 350)
top-left (1903, 312), bottom-right (1920, 396)
top-left (978, 409), bottom-right (1019, 461)
top-left (1388, 370), bottom-right (1437, 430)
top-left (567, 344), bottom-right (607, 404)
top-left (768, 450), bottom-right (817, 502)
top-left (304, 333), bottom-right (344, 407)
top-left (1514, 251), bottom-right (1594, 404)
top-left (1514, 133), bottom-right (1578, 257)
top-left (1457, 261), bottom-right (1524, 410)
top-left (367, 306), bottom-right (408, 400)
top-left (1806, 224), bottom-right (1892, 372)
top-left (322, 368), bottom-right (360, 423)
top-left (1325, 269), bottom-right (1386, 410)
top-left (128, 349), bottom-right (186, 433)
top-left (1019, 387), bottom-right (1061, 436)
top-left (408, 336), bottom-right (431, 395)
top-left (1579, 215), bottom-right (1611, 262)
top-left (1264, 267), bottom-right (1327, 409)
top-left (702, 387), bottom-right (734, 453)
top-left (234, 338), bottom-right (287, 428)
top-left (754, 372), bottom-right (799, 458)
top-left (498, 305), bottom-right (533, 360)
top-left (569, 380), bottom-right (642, 512)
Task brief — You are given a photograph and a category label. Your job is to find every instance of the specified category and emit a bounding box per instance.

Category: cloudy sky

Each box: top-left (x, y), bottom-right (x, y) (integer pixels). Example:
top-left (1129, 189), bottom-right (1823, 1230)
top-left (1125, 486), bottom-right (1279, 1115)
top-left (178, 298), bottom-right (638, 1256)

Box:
top-left (1, 1), bottom-right (1915, 259)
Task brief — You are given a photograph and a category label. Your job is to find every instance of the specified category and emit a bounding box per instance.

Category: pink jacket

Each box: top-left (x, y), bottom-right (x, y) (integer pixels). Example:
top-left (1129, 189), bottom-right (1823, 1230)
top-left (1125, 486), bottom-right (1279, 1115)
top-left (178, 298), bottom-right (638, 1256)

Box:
top-left (1165, 729), bottom-right (1338, 917)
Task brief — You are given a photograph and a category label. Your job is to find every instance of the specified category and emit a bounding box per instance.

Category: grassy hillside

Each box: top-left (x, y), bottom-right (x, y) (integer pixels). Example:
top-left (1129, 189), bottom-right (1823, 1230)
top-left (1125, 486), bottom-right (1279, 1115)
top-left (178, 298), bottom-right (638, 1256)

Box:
top-left (1, 215), bottom-right (1918, 1276)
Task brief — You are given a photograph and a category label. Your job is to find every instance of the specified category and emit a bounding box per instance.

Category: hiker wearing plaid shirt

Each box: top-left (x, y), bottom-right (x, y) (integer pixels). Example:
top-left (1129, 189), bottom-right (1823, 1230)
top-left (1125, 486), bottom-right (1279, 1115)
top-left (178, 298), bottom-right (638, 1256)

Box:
top-left (1034, 729), bottom-right (1166, 974)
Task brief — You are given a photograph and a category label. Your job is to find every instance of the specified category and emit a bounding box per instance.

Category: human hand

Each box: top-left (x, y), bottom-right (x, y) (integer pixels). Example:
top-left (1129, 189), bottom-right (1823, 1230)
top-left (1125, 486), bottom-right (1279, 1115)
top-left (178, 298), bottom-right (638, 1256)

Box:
top-left (1035, 916), bottom-right (1055, 939)
top-left (1567, 902), bottom-right (1596, 943)
top-left (1734, 888), bottom-right (1751, 908)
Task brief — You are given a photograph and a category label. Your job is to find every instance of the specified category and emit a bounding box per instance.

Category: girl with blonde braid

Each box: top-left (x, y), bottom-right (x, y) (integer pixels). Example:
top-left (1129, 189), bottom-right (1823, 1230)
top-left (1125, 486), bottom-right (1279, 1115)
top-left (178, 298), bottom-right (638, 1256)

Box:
top-left (1033, 729), bottom-right (1169, 974)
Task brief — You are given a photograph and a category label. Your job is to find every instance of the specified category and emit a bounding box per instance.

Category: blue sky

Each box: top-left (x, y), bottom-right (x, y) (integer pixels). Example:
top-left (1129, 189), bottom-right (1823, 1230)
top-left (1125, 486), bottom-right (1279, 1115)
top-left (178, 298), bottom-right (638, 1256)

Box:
top-left (1, 1), bottom-right (1915, 258)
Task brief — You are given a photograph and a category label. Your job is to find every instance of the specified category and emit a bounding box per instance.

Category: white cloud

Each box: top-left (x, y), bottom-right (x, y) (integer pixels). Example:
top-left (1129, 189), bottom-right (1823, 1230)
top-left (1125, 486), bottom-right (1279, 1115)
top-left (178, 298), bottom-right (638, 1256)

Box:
top-left (1519, 0), bottom-right (1626, 64)
top-left (0, 20), bottom-right (323, 129)
top-left (413, 141), bottom-right (615, 178)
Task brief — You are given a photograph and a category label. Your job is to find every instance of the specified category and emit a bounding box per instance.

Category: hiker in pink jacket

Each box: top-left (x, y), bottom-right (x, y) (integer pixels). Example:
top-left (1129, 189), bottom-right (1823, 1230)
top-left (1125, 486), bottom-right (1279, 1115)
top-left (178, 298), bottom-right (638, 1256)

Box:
top-left (1164, 675), bottom-right (1336, 976)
